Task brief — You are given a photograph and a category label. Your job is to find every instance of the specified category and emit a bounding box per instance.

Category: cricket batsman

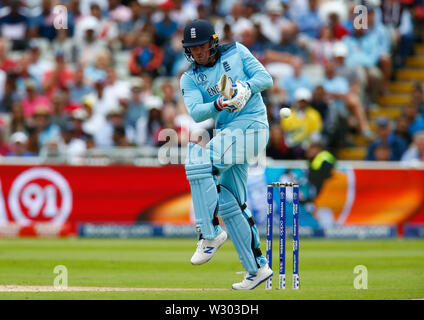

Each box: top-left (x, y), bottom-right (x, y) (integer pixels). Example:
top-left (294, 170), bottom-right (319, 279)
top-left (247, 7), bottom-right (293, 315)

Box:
top-left (180, 19), bottom-right (273, 290)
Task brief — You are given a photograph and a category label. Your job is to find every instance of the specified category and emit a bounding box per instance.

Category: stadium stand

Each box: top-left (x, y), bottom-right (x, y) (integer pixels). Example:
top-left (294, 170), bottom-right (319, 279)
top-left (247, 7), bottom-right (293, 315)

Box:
top-left (0, 0), bottom-right (422, 163)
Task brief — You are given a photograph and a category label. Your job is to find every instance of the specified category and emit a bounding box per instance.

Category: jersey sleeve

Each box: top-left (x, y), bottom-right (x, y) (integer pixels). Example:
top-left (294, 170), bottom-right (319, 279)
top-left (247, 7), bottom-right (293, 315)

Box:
top-left (180, 73), bottom-right (219, 123)
top-left (236, 42), bottom-right (273, 94)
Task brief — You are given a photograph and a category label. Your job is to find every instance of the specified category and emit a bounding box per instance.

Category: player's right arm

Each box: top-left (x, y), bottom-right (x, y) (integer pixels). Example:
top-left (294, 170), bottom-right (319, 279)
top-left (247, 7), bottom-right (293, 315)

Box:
top-left (180, 73), bottom-right (222, 122)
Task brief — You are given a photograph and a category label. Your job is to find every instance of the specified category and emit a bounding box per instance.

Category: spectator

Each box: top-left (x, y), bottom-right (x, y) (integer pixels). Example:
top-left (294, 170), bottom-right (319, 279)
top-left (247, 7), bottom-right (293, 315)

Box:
top-left (94, 105), bottom-right (131, 147)
top-left (308, 24), bottom-right (337, 65)
top-left (0, 0), bottom-right (29, 50)
top-left (401, 130), bottom-right (424, 162)
top-left (266, 123), bottom-right (292, 159)
top-left (310, 85), bottom-right (331, 130)
top-left (332, 41), bottom-right (364, 96)
top-left (161, 103), bottom-right (177, 131)
top-left (26, 124), bottom-right (39, 155)
top-left (69, 66), bottom-right (93, 103)
top-left (265, 79), bottom-right (289, 124)
top-left (91, 78), bottom-right (117, 119)
top-left (209, 0), bottom-right (225, 23)
top-left (168, 0), bottom-right (198, 27)
top-left (0, 38), bottom-right (17, 72)
top-left (160, 80), bottom-right (178, 109)
top-left (50, 88), bottom-right (79, 126)
top-left (0, 71), bottom-right (18, 113)
top-left (63, 0), bottom-right (78, 36)
top-left (311, 84), bottom-right (345, 153)
top-left (75, 15), bottom-right (108, 66)
top-left (263, 22), bottom-right (305, 79)
top-left (295, 0), bottom-right (323, 39)
top-left (90, 3), bottom-right (119, 46)
top-left (124, 78), bottom-right (147, 130)
top-left (104, 67), bottom-right (131, 106)
top-left (321, 60), bottom-right (371, 138)
top-left (21, 79), bottom-right (51, 118)
top-left (27, 41), bottom-right (54, 88)
top-left (113, 125), bottom-right (132, 147)
top-left (343, 25), bottom-right (382, 102)
top-left (80, 94), bottom-right (106, 137)
top-left (0, 66), bottom-right (6, 107)
top-left (280, 87), bottom-right (323, 158)
top-left (128, 30), bottom-right (164, 77)
top-left (215, 2), bottom-right (253, 42)
top-left (139, 72), bottom-right (154, 99)
top-left (57, 121), bottom-right (87, 161)
top-left (83, 49), bottom-right (111, 84)
top-left (196, 4), bottom-right (209, 21)
top-left (286, 0), bottom-right (309, 21)
top-left (0, 121), bottom-right (11, 155)
top-left (404, 104), bottom-right (424, 135)
top-left (366, 6), bottom-right (392, 92)
top-left (6, 131), bottom-right (35, 157)
top-left (0, 2), bottom-right (418, 163)
top-left (366, 117), bottom-right (408, 161)
top-left (393, 115), bottom-right (413, 146)
top-left (108, 0), bottom-right (133, 23)
top-left (118, 0), bottom-right (145, 48)
top-left (270, 22), bottom-right (309, 62)
top-left (373, 143), bottom-right (392, 161)
top-left (9, 101), bottom-right (26, 133)
top-left (240, 26), bottom-right (267, 64)
top-left (15, 52), bottom-right (34, 90)
top-left (154, 1), bottom-right (178, 45)
top-left (51, 29), bottom-right (76, 64)
top-left (164, 27), bottom-right (190, 76)
top-left (70, 108), bottom-right (93, 142)
top-left (42, 51), bottom-right (75, 98)
top-left (28, 0), bottom-right (57, 40)
top-left (79, 0), bottom-right (108, 16)
top-left (280, 57), bottom-right (314, 105)
top-left (219, 22), bottom-right (234, 45)
top-left (136, 0), bottom-right (157, 25)
top-left (256, 0), bottom-right (290, 44)
top-left (144, 96), bottom-right (164, 146)
top-left (381, 0), bottom-right (414, 67)
top-left (411, 82), bottom-right (424, 115)
top-left (31, 105), bottom-right (61, 148)
top-left (305, 140), bottom-right (336, 196)
top-left (327, 9), bottom-right (349, 40)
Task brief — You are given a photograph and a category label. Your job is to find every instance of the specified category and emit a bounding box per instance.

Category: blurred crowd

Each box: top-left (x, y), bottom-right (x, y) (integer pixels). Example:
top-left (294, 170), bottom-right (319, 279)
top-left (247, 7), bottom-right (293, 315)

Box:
top-left (0, 0), bottom-right (423, 163)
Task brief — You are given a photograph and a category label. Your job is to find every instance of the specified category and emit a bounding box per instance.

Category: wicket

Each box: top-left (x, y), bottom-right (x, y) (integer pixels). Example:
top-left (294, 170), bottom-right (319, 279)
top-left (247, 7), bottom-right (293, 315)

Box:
top-left (266, 182), bottom-right (300, 290)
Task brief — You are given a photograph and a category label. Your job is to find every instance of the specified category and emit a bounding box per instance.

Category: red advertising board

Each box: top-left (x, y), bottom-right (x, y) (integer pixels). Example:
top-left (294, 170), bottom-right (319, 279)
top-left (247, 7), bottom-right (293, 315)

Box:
top-left (1, 164), bottom-right (424, 229)
top-left (313, 168), bottom-right (424, 225)
top-left (0, 165), bottom-right (191, 225)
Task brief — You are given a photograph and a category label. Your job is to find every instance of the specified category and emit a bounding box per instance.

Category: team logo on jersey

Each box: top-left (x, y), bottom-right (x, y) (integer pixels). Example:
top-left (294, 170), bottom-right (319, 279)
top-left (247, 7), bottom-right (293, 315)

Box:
top-left (190, 28), bottom-right (196, 39)
top-left (197, 73), bottom-right (208, 85)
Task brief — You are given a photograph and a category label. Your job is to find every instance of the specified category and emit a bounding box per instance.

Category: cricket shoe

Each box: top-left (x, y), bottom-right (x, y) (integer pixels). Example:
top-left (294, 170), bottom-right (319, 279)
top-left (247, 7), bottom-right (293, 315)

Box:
top-left (232, 264), bottom-right (273, 290)
top-left (190, 230), bottom-right (227, 265)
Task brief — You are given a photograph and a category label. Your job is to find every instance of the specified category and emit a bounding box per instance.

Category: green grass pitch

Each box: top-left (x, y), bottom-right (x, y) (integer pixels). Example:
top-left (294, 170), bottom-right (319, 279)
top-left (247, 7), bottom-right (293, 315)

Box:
top-left (0, 237), bottom-right (423, 300)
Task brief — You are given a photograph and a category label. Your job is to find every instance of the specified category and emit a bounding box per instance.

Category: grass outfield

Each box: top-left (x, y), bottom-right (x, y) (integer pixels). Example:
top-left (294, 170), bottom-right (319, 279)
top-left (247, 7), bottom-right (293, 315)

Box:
top-left (0, 238), bottom-right (423, 300)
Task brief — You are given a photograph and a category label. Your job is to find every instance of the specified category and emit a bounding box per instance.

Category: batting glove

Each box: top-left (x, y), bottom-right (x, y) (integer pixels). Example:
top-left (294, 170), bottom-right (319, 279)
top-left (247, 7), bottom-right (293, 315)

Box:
top-left (214, 81), bottom-right (251, 113)
top-left (214, 95), bottom-right (239, 113)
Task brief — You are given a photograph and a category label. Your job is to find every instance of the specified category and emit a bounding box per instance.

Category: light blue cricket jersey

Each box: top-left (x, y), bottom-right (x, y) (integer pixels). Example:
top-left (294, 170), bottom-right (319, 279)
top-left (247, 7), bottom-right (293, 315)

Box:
top-left (180, 42), bottom-right (273, 129)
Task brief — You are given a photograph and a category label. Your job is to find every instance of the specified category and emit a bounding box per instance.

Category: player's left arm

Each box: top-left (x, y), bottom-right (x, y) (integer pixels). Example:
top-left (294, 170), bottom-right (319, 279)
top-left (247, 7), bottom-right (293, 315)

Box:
top-left (237, 42), bottom-right (273, 94)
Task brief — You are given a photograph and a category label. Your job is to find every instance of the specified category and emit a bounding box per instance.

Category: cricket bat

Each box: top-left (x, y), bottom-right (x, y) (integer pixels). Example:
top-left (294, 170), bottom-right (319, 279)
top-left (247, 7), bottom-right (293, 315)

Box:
top-left (217, 74), bottom-right (233, 99)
